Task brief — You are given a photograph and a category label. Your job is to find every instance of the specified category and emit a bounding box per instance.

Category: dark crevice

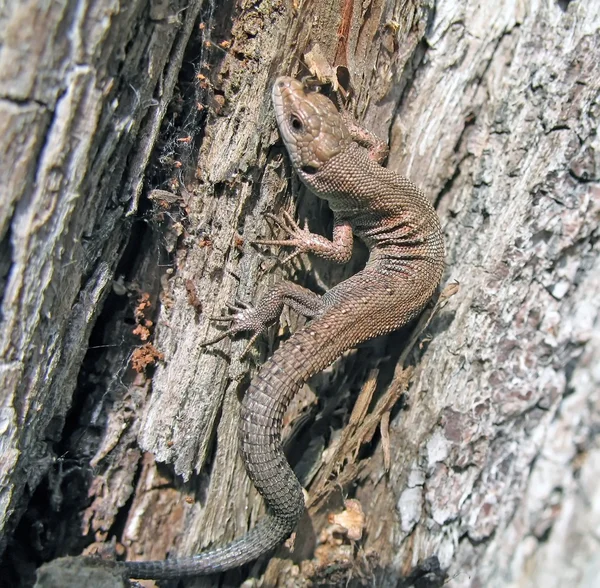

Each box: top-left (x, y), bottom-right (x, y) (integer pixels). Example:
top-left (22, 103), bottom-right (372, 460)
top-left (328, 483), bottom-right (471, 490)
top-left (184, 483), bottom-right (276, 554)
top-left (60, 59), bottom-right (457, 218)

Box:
top-left (0, 95), bottom-right (50, 109)
top-left (473, 23), bottom-right (520, 91)
top-left (397, 555), bottom-right (448, 588)
top-left (557, 0), bottom-right (574, 12)
top-left (568, 166), bottom-right (595, 183)
top-left (0, 227), bottom-right (13, 316)
top-left (546, 124), bottom-right (570, 134)
top-left (433, 157), bottom-right (464, 210)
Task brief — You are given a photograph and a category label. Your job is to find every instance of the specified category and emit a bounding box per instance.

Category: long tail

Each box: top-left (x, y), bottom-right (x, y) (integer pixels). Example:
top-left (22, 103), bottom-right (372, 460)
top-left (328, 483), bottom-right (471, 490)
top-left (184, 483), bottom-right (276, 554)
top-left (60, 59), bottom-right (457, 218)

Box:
top-left (122, 515), bottom-right (294, 579)
top-left (122, 271), bottom-right (425, 580)
top-left (122, 266), bottom-right (433, 580)
top-left (123, 324), bottom-right (350, 579)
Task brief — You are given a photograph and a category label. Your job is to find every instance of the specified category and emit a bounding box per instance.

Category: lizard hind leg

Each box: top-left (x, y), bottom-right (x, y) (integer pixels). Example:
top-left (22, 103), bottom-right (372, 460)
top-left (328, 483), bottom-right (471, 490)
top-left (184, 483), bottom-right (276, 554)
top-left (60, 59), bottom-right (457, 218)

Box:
top-left (201, 281), bottom-right (325, 357)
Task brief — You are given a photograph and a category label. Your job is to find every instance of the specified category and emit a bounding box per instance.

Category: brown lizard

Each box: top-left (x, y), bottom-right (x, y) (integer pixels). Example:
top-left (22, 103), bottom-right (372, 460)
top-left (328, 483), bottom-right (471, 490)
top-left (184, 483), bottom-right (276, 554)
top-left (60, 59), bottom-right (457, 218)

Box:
top-left (121, 76), bottom-right (444, 579)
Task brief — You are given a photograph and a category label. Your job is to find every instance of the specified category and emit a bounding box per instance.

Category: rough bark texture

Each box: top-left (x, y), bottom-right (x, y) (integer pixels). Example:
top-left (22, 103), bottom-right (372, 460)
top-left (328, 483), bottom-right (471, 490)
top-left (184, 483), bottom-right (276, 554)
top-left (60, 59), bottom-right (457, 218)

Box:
top-left (1, 0), bottom-right (599, 587)
top-left (357, 3), bottom-right (600, 587)
top-left (0, 0), bottom-right (207, 584)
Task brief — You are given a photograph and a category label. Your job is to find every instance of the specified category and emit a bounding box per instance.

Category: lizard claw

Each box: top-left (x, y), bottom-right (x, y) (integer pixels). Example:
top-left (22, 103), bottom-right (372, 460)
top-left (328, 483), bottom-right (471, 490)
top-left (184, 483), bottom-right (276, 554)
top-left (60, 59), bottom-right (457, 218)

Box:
top-left (226, 299), bottom-right (251, 311)
top-left (253, 211), bottom-right (314, 264)
top-left (264, 211), bottom-right (303, 235)
top-left (200, 301), bottom-right (270, 358)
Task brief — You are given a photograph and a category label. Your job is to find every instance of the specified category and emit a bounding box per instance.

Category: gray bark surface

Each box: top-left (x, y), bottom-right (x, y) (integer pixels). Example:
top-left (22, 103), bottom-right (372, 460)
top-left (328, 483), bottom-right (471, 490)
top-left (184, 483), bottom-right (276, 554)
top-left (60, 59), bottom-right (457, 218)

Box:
top-left (360, 4), bottom-right (600, 588)
top-left (0, 0), bottom-right (206, 581)
top-left (1, 0), bottom-right (598, 587)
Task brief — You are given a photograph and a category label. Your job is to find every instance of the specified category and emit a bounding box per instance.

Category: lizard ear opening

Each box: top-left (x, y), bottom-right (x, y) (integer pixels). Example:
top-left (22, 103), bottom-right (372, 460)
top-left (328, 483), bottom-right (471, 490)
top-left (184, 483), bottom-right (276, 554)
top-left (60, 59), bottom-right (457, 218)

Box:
top-left (301, 165), bottom-right (319, 175)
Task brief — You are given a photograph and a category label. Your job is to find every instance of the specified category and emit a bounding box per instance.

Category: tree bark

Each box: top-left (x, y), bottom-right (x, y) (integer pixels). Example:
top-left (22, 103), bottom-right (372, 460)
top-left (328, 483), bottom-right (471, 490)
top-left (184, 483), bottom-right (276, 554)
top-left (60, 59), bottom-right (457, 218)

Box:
top-left (0, 0), bottom-right (207, 584)
top-left (2, 1), bottom-right (599, 587)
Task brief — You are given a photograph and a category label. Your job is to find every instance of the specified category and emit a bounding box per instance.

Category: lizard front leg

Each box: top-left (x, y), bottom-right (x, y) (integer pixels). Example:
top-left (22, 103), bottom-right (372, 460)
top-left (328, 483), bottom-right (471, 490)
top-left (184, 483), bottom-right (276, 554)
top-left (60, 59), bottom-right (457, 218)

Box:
top-left (255, 210), bottom-right (353, 265)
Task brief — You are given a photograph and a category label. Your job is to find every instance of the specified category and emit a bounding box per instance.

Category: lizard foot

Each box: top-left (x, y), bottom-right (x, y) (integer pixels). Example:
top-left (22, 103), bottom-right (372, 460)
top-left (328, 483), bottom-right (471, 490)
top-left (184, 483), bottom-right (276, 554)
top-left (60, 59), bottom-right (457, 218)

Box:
top-left (200, 299), bottom-right (270, 358)
top-left (254, 211), bottom-right (315, 264)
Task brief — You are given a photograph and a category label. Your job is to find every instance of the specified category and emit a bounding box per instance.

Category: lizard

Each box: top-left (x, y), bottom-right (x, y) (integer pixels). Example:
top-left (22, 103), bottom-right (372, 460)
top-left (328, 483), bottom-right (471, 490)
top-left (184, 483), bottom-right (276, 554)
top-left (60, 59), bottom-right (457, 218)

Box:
top-left (121, 76), bottom-right (445, 579)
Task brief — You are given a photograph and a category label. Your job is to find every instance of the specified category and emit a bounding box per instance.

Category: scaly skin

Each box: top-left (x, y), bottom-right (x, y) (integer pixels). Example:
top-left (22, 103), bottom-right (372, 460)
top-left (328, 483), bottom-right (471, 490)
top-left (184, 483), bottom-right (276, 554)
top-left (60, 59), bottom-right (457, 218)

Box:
top-left (121, 77), bottom-right (444, 579)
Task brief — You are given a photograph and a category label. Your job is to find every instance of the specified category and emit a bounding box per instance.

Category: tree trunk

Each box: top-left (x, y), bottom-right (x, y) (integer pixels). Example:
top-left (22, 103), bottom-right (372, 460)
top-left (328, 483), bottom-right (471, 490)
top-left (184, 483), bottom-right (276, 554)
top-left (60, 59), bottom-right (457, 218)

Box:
top-left (2, 1), bottom-right (599, 587)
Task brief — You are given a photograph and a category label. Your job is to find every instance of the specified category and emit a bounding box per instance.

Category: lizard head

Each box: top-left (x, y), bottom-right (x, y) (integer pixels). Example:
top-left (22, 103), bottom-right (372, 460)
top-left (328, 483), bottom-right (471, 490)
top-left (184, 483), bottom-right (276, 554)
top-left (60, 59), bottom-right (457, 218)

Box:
top-left (272, 77), bottom-right (352, 179)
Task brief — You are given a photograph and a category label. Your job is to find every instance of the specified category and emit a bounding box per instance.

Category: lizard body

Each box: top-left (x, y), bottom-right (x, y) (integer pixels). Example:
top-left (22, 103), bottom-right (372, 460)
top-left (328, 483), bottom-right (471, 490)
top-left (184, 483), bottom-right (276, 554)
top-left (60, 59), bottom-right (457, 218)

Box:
top-left (122, 77), bottom-right (444, 579)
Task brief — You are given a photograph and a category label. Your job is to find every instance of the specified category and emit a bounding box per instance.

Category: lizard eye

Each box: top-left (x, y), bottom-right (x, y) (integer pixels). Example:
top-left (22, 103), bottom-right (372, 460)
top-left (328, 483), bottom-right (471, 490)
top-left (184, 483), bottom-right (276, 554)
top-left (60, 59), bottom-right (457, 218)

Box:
top-left (290, 116), bottom-right (304, 132)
